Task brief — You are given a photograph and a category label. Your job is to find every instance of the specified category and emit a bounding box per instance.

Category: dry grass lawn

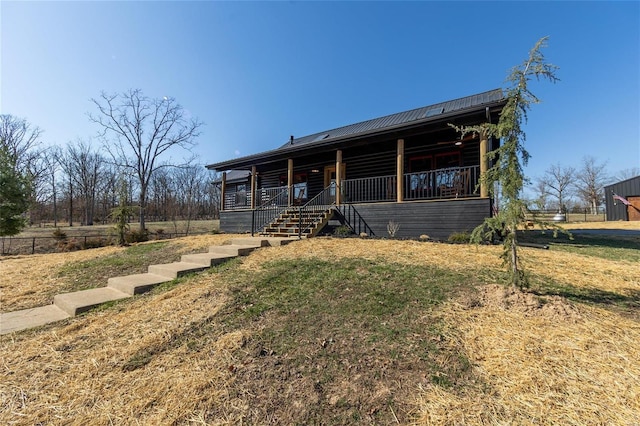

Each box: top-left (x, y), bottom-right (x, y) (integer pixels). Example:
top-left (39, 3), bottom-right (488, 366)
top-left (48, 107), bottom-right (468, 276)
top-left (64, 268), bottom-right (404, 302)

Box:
top-left (1, 235), bottom-right (639, 424)
top-left (0, 234), bottom-right (243, 313)
top-left (561, 220), bottom-right (639, 230)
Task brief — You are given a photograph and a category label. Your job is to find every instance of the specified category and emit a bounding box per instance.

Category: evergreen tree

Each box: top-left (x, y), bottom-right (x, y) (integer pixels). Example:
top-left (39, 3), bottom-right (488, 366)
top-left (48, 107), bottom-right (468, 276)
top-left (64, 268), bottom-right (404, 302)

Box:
top-left (454, 37), bottom-right (559, 288)
top-left (0, 144), bottom-right (31, 238)
top-left (110, 176), bottom-right (137, 246)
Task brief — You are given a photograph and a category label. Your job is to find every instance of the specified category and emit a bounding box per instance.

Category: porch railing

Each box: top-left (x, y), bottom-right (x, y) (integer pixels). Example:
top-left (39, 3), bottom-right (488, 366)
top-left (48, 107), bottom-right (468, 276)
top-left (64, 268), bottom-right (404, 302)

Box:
top-left (258, 185), bottom-right (289, 205)
top-left (404, 165), bottom-right (479, 201)
top-left (334, 203), bottom-right (375, 237)
top-left (298, 183), bottom-right (337, 237)
top-left (224, 191), bottom-right (251, 210)
top-left (341, 175), bottom-right (396, 203)
top-left (251, 186), bottom-right (289, 236)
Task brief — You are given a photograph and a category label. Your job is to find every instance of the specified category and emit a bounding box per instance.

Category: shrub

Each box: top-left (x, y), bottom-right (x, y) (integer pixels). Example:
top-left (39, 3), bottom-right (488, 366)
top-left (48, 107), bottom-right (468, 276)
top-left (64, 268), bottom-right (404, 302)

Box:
top-left (387, 220), bottom-right (400, 238)
top-left (448, 231), bottom-right (471, 244)
top-left (57, 238), bottom-right (81, 252)
top-left (126, 229), bottom-right (150, 244)
top-left (81, 237), bottom-right (109, 249)
top-left (333, 225), bottom-right (352, 237)
top-left (52, 227), bottom-right (67, 242)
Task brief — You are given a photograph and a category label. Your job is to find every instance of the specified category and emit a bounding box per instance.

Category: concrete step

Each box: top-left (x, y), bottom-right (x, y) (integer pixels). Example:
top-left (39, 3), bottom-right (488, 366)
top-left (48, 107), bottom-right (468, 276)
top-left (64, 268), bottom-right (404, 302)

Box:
top-left (54, 287), bottom-right (130, 316)
top-left (1, 305), bottom-right (71, 335)
top-left (148, 262), bottom-right (209, 279)
top-left (181, 252), bottom-right (236, 266)
top-left (229, 237), bottom-right (296, 247)
top-left (108, 273), bottom-right (172, 296)
top-left (208, 244), bottom-right (261, 256)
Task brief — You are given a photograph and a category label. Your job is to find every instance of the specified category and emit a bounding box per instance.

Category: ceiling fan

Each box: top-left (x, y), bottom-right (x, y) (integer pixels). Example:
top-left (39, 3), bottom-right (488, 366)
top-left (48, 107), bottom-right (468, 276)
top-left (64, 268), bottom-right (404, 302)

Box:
top-left (437, 132), bottom-right (478, 146)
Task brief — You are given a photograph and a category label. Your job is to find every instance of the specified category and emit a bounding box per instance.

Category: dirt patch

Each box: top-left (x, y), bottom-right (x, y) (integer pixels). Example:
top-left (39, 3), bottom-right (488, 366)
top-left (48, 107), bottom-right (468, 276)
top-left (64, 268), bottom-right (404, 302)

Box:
top-left (458, 284), bottom-right (582, 322)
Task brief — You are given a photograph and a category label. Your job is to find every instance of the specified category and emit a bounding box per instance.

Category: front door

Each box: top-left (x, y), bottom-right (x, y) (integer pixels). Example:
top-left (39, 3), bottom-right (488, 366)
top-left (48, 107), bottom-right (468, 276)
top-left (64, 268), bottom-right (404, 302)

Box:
top-left (324, 164), bottom-right (346, 202)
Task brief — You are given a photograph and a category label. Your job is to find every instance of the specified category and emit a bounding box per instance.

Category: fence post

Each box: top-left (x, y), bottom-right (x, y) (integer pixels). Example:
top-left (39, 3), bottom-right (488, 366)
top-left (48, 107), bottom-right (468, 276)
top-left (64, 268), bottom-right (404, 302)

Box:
top-left (32, 237), bottom-right (36, 254)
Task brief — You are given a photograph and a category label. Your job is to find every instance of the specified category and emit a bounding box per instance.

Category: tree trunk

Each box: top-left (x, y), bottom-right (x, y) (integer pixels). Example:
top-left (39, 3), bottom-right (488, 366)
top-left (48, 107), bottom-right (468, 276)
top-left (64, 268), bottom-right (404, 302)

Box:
top-left (138, 188), bottom-right (146, 231)
top-left (68, 181), bottom-right (73, 227)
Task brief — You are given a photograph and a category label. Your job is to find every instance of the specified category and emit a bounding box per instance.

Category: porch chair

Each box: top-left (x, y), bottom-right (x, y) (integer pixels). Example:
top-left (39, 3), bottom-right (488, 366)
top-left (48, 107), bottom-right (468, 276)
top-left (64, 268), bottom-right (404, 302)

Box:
top-left (440, 169), bottom-right (470, 199)
top-left (294, 187), bottom-right (306, 205)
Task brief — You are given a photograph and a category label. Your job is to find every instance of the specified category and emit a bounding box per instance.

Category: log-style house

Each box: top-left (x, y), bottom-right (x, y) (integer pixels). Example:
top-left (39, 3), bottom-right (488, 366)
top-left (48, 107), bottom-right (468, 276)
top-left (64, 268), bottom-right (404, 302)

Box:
top-left (207, 89), bottom-right (507, 239)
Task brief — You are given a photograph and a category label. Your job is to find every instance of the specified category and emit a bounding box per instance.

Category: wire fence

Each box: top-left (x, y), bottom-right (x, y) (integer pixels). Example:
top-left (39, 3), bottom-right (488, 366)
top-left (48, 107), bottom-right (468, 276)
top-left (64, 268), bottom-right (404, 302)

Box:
top-left (526, 208), bottom-right (607, 223)
top-left (1, 230), bottom-right (212, 256)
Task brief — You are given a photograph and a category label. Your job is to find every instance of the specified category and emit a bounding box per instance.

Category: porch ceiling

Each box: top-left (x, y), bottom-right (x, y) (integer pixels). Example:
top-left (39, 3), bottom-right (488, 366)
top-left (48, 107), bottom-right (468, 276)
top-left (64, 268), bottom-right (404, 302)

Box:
top-left (206, 88), bottom-right (506, 171)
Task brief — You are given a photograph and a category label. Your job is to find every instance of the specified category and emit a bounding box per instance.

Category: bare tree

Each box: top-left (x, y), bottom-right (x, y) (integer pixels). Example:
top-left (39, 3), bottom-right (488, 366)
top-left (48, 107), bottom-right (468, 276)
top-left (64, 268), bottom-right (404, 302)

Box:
top-left (529, 178), bottom-right (550, 211)
top-left (539, 163), bottom-right (575, 212)
top-left (575, 156), bottom-right (608, 215)
top-left (41, 146), bottom-right (63, 226)
top-left (62, 139), bottom-right (105, 225)
top-left (614, 167), bottom-right (640, 182)
top-left (0, 114), bottom-right (42, 173)
top-left (89, 89), bottom-right (202, 231)
top-left (173, 165), bottom-right (209, 235)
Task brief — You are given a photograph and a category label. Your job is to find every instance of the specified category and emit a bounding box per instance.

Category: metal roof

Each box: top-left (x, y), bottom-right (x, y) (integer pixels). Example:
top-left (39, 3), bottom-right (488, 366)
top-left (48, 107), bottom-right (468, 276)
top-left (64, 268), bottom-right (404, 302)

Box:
top-left (281, 89), bottom-right (504, 149)
top-left (213, 169), bottom-right (250, 183)
top-left (207, 88), bottom-right (505, 170)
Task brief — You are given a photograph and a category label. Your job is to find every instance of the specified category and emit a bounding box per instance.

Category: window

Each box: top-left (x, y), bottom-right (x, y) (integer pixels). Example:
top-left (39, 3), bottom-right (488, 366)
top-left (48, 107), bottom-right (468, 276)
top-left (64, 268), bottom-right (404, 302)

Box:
top-left (280, 173), bottom-right (308, 202)
top-left (311, 133), bottom-right (330, 142)
top-left (293, 174), bottom-right (307, 201)
top-left (422, 107), bottom-right (444, 118)
top-left (408, 156), bottom-right (432, 191)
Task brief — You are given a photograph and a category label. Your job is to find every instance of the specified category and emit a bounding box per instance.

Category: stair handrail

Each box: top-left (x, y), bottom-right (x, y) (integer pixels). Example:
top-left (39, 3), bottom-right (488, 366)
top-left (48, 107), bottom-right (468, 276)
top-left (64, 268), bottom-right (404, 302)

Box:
top-left (333, 203), bottom-right (376, 237)
top-left (251, 186), bottom-right (290, 236)
top-left (297, 182), bottom-right (337, 238)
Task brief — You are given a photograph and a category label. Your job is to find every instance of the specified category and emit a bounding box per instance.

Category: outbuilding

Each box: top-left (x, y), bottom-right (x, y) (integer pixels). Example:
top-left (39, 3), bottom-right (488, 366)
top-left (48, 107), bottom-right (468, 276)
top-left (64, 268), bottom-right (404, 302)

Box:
top-left (604, 175), bottom-right (640, 221)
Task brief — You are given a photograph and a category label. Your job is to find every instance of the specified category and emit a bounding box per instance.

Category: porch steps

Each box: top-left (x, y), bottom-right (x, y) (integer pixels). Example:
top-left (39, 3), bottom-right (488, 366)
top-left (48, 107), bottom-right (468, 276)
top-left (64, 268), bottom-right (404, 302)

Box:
top-left (1, 237), bottom-right (296, 335)
top-left (261, 207), bottom-right (333, 238)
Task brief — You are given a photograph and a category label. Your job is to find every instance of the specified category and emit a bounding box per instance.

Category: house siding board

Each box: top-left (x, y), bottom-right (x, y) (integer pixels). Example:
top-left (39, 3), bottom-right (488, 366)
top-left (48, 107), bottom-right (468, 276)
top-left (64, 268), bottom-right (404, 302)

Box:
top-left (220, 210), bottom-right (253, 233)
top-left (350, 198), bottom-right (491, 240)
top-left (218, 198), bottom-right (491, 239)
top-left (604, 176), bottom-right (640, 221)
top-left (344, 145), bottom-right (396, 180)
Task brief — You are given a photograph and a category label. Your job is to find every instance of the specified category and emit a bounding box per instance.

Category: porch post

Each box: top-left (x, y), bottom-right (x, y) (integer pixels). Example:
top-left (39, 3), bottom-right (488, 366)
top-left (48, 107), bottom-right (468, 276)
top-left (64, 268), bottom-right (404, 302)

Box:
top-left (335, 149), bottom-right (342, 206)
top-left (288, 158), bottom-right (294, 206)
top-left (250, 166), bottom-right (257, 209)
top-left (396, 139), bottom-right (404, 203)
top-left (480, 131), bottom-right (489, 198)
top-left (220, 171), bottom-right (227, 212)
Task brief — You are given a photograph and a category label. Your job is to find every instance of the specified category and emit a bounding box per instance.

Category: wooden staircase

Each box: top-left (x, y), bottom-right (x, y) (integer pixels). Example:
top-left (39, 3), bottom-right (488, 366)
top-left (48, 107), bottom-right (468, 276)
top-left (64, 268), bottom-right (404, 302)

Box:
top-left (261, 207), bottom-right (333, 238)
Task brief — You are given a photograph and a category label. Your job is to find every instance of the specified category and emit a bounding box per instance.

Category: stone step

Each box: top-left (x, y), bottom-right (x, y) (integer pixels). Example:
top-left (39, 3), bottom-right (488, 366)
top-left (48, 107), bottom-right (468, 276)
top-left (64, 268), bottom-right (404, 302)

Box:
top-left (54, 287), bottom-right (130, 316)
top-left (208, 244), bottom-right (261, 256)
top-left (148, 262), bottom-right (209, 279)
top-left (107, 273), bottom-right (173, 296)
top-left (0, 305), bottom-right (71, 335)
top-left (229, 237), bottom-right (296, 247)
top-left (181, 252), bottom-right (236, 267)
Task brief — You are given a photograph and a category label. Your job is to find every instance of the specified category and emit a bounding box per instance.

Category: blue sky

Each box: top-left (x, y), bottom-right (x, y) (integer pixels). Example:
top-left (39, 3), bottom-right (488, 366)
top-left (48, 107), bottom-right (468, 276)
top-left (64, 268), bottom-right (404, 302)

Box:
top-left (2, 1), bottom-right (639, 187)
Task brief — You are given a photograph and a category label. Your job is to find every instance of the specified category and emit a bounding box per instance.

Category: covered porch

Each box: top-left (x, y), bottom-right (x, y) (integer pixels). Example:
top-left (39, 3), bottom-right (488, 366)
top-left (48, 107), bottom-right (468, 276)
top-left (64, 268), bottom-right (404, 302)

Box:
top-left (208, 88), bottom-right (505, 238)
top-left (218, 134), bottom-right (492, 212)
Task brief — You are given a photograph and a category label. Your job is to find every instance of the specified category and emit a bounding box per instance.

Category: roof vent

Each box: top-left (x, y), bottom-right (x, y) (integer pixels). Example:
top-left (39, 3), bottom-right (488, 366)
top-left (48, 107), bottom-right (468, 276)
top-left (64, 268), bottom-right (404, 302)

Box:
top-left (290, 135), bottom-right (294, 145)
top-left (423, 107), bottom-right (444, 118)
